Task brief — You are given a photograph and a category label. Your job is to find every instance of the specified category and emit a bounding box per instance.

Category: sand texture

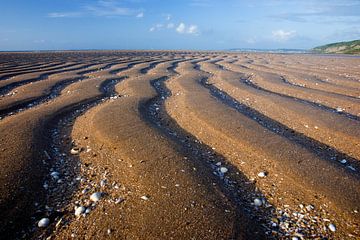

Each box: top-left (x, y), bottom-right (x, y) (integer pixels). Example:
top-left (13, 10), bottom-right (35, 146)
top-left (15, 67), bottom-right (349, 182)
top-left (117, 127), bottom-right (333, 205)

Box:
top-left (0, 51), bottom-right (359, 239)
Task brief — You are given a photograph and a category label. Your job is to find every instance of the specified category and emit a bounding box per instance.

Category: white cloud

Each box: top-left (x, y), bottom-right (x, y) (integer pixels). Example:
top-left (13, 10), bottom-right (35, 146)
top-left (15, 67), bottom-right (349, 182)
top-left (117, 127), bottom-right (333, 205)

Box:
top-left (48, 0), bottom-right (138, 18)
top-left (188, 25), bottom-right (198, 34)
top-left (176, 23), bottom-right (199, 35)
top-left (272, 29), bottom-right (296, 41)
top-left (149, 24), bottom-right (164, 32)
top-left (150, 21), bottom-right (199, 35)
top-left (48, 12), bottom-right (81, 18)
top-left (176, 23), bottom-right (186, 33)
top-left (166, 14), bottom-right (172, 21)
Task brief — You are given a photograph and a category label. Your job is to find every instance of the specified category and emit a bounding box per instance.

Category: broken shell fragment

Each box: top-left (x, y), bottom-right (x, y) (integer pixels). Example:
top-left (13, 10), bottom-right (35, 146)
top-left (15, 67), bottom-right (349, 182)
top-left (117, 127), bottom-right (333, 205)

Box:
top-left (70, 147), bottom-right (81, 155)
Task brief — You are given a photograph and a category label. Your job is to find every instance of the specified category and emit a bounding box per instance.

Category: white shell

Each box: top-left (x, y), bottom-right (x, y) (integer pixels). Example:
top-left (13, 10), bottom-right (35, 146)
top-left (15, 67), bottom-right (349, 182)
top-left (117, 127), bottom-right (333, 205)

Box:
top-left (90, 192), bottom-right (102, 202)
top-left (328, 223), bottom-right (336, 232)
top-left (70, 148), bottom-right (80, 155)
top-left (75, 206), bottom-right (86, 216)
top-left (38, 218), bottom-right (50, 228)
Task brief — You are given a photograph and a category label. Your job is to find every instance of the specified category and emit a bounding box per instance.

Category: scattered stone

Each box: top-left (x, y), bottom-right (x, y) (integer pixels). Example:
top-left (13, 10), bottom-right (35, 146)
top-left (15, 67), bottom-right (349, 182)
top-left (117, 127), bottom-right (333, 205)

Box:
top-left (100, 179), bottom-right (107, 187)
top-left (75, 206), bottom-right (86, 216)
top-left (257, 171), bottom-right (267, 178)
top-left (114, 198), bottom-right (124, 204)
top-left (90, 192), bottom-right (103, 202)
top-left (50, 171), bottom-right (60, 179)
top-left (254, 198), bottom-right (262, 207)
top-left (141, 195), bottom-right (149, 201)
top-left (328, 223), bottom-right (336, 232)
top-left (340, 159), bottom-right (347, 164)
top-left (347, 165), bottom-right (356, 171)
top-left (219, 167), bottom-right (228, 174)
top-left (335, 107), bottom-right (344, 113)
top-left (38, 218), bottom-right (50, 228)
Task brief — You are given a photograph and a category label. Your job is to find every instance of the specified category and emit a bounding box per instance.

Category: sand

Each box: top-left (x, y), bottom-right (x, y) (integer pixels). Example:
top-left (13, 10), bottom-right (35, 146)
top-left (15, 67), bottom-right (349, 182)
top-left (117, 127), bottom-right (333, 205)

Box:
top-left (0, 51), bottom-right (359, 239)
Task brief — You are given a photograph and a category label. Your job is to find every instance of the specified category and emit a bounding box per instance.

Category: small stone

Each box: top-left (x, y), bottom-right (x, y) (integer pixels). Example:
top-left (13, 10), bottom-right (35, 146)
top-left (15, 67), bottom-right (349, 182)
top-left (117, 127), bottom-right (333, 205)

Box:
top-left (219, 167), bottom-right (228, 173)
top-left (336, 107), bottom-right (344, 113)
top-left (90, 192), bottom-right (102, 202)
top-left (38, 218), bottom-right (50, 228)
top-left (257, 171), bottom-right (267, 178)
top-left (254, 198), bottom-right (262, 207)
top-left (141, 195), bottom-right (149, 201)
top-left (292, 237), bottom-right (299, 240)
top-left (100, 179), bottom-right (107, 187)
top-left (328, 223), bottom-right (336, 232)
top-left (114, 198), bottom-right (124, 204)
top-left (107, 229), bottom-right (111, 234)
top-left (75, 206), bottom-right (86, 216)
top-left (305, 204), bottom-right (314, 211)
top-left (50, 171), bottom-right (60, 179)
top-left (340, 159), bottom-right (347, 164)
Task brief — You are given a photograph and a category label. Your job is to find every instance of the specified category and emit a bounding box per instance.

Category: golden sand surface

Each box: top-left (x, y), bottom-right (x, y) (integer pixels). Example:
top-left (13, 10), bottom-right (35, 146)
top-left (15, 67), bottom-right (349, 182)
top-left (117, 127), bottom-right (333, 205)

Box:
top-left (0, 51), bottom-right (359, 239)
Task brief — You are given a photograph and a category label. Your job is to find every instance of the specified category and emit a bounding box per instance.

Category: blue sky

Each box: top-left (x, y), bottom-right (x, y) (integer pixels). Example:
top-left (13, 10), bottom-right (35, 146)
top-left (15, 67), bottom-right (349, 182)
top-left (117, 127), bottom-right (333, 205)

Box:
top-left (0, 0), bottom-right (359, 51)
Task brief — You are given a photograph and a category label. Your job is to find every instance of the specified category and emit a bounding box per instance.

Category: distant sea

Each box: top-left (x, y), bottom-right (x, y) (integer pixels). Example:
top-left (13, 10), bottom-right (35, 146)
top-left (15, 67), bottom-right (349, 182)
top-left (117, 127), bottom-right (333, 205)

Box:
top-left (227, 48), bottom-right (309, 54)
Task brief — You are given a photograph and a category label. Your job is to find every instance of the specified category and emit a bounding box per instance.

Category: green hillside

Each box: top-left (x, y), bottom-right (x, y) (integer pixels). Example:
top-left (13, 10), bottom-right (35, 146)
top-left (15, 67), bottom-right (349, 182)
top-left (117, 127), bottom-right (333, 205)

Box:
top-left (312, 40), bottom-right (360, 54)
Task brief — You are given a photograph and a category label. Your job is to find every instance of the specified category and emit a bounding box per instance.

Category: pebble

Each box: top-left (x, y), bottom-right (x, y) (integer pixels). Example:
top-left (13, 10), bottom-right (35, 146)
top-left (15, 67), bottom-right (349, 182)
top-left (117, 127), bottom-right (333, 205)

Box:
top-left (328, 223), bottom-right (336, 232)
top-left (50, 171), bottom-right (60, 179)
top-left (100, 179), bottom-right (107, 187)
top-left (38, 218), bottom-right (50, 228)
top-left (141, 195), bottom-right (149, 201)
top-left (219, 167), bottom-right (228, 173)
top-left (90, 192), bottom-right (103, 202)
top-left (336, 107), bottom-right (344, 113)
top-left (75, 206), bottom-right (86, 216)
top-left (340, 159), bottom-right (347, 164)
top-left (254, 198), bottom-right (262, 207)
top-left (257, 171), bottom-right (267, 178)
top-left (291, 237), bottom-right (299, 240)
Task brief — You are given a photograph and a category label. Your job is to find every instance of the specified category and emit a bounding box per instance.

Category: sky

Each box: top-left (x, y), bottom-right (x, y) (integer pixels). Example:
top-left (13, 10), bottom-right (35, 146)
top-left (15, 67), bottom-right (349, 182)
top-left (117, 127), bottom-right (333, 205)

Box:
top-left (0, 0), bottom-right (359, 51)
